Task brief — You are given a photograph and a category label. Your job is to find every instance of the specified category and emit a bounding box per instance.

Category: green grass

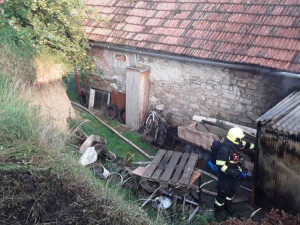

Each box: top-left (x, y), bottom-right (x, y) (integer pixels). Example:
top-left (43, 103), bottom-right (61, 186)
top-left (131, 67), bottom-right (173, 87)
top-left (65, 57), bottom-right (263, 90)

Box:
top-left (63, 73), bottom-right (82, 102)
top-left (106, 118), bottom-right (120, 128)
top-left (123, 132), bottom-right (157, 157)
top-left (63, 72), bottom-right (157, 161)
top-left (71, 107), bottom-right (155, 162)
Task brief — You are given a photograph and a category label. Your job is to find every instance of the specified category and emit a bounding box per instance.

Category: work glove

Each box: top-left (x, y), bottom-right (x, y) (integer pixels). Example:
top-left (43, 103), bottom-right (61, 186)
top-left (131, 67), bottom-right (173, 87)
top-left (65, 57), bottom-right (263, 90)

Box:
top-left (239, 171), bottom-right (247, 179)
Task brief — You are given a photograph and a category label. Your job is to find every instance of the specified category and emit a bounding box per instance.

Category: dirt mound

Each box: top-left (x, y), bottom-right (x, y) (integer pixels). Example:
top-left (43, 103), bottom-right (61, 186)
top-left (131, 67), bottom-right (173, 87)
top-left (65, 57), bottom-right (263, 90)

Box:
top-left (0, 169), bottom-right (126, 225)
top-left (28, 55), bottom-right (76, 131)
top-left (30, 81), bottom-right (77, 131)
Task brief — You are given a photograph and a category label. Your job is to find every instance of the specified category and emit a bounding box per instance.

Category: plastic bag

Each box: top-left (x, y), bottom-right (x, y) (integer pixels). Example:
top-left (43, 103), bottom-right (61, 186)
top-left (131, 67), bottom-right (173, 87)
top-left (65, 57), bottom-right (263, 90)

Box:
top-left (79, 147), bottom-right (98, 166)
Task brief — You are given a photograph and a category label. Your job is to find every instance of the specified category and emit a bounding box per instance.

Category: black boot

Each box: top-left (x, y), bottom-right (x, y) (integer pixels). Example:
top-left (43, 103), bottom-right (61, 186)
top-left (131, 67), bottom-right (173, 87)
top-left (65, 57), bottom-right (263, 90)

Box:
top-left (214, 203), bottom-right (224, 220)
top-left (224, 199), bottom-right (234, 215)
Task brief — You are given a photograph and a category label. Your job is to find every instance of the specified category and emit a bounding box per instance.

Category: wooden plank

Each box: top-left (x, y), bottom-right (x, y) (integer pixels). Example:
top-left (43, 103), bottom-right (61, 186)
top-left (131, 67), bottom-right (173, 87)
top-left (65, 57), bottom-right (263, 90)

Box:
top-left (188, 170), bottom-right (202, 189)
top-left (132, 166), bottom-right (147, 177)
top-left (88, 88), bottom-right (95, 109)
top-left (126, 71), bottom-right (140, 129)
top-left (160, 151), bottom-right (182, 182)
top-left (151, 151), bottom-right (173, 180)
top-left (170, 153), bottom-right (190, 185)
top-left (142, 149), bottom-right (166, 178)
top-left (179, 153), bottom-right (198, 186)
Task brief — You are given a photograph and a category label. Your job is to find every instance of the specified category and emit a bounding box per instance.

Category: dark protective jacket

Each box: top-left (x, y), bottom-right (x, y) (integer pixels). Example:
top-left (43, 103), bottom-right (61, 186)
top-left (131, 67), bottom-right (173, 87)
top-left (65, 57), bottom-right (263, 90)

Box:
top-left (215, 138), bottom-right (248, 178)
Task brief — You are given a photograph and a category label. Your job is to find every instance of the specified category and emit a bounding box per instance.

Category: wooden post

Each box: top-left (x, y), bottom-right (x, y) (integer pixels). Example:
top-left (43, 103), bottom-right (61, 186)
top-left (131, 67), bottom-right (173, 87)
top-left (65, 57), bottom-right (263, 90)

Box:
top-left (126, 64), bottom-right (150, 130)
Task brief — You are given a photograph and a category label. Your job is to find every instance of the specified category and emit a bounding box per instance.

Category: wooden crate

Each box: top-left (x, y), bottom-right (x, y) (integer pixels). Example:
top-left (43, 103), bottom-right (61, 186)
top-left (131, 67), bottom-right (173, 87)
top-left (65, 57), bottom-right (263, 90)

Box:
top-left (141, 149), bottom-right (198, 188)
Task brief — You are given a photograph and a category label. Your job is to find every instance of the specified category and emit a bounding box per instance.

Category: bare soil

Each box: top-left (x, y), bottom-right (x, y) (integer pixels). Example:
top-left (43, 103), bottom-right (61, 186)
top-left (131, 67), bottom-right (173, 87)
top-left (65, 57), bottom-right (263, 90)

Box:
top-left (0, 169), bottom-right (128, 225)
top-left (30, 81), bottom-right (77, 131)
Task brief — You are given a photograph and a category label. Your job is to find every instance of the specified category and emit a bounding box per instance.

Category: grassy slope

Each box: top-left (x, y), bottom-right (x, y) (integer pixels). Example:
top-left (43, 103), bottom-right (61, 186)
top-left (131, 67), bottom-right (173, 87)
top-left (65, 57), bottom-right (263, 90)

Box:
top-left (0, 40), bottom-right (154, 225)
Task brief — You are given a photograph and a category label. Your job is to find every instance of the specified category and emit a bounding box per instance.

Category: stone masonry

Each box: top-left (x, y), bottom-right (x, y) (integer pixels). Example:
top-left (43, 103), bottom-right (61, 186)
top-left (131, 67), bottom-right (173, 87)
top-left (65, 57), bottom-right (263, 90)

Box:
top-left (84, 47), bottom-right (299, 128)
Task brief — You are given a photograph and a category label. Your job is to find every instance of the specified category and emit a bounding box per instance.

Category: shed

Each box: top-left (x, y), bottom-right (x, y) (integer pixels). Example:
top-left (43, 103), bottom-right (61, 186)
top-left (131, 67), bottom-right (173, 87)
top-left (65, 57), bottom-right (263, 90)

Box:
top-left (254, 91), bottom-right (300, 213)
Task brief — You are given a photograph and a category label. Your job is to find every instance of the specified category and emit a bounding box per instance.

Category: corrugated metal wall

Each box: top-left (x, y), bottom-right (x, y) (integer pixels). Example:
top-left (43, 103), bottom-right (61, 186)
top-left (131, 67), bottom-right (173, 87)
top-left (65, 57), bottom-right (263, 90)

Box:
top-left (255, 127), bottom-right (300, 213)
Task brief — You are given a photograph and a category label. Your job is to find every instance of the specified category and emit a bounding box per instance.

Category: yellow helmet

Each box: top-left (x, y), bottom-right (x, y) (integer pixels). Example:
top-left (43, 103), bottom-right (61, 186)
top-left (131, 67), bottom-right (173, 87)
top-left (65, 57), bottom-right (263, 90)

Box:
top-left (227, 127), bottom-right (245, 145)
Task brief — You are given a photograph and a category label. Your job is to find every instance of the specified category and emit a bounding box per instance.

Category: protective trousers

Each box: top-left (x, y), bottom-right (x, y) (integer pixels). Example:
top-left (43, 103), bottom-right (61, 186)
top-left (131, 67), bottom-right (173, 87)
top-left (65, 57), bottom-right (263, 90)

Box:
top-left (215, 172), bottom-right (237, 207)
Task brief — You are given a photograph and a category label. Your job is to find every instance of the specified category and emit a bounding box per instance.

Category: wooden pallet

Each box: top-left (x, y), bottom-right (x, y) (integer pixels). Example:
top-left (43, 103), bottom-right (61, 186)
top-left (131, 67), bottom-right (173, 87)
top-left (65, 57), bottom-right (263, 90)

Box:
top-left (141, 149), bottom-right (198, 188)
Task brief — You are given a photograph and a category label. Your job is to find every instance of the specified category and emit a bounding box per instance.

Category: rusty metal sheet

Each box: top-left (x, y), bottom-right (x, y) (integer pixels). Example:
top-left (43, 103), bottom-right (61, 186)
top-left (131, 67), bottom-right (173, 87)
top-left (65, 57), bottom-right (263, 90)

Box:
top-left (111, 90), bottom-right (126, 110)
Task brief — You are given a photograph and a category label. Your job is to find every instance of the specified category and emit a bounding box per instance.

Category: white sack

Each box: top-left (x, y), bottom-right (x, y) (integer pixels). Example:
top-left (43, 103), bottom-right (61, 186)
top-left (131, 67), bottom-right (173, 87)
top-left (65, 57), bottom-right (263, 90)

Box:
top-left (79, 147), bottom-right (98, 166)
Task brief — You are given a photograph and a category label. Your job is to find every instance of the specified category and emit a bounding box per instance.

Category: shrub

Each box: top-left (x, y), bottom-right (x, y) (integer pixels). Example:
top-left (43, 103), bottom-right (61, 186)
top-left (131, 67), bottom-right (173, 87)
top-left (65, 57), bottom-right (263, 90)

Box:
top-left (0, 0), bottom-right (96, 70)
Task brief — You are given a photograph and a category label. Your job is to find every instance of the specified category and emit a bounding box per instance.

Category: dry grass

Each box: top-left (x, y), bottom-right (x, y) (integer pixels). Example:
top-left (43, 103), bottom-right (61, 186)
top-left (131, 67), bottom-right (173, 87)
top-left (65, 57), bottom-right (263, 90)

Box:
top-left (33, 51), bottom-right (73, 84)
top-left (0, 39), bottom-right (35, 82)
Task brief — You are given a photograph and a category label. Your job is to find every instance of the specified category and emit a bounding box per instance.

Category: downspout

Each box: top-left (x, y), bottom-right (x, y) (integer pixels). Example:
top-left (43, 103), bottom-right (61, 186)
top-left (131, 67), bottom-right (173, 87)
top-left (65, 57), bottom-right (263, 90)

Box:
top-left (91, 42), bottom-right (300, 79)
top-left (74, 67), bottom-right (82, 97)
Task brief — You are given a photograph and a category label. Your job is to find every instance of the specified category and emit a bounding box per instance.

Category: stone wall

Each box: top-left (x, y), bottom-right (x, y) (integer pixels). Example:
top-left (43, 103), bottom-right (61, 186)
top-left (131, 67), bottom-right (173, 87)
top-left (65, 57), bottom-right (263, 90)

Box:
top-left (84, 46), bottom-right (299, 128)
top-left (84, 48), bottom-right (136, 92)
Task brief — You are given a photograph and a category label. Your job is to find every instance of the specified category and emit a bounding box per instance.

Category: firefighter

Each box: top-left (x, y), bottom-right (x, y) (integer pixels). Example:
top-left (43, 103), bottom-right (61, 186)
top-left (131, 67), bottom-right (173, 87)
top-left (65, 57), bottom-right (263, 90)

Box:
top-left (214, 127), bottom-right (255, 218)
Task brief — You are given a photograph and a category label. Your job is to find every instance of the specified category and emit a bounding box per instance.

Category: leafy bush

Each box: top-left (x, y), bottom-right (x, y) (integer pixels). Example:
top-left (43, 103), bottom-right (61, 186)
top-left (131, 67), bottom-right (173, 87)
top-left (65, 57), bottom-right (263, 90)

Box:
top-left (0, 0), bottom-right (95, 70)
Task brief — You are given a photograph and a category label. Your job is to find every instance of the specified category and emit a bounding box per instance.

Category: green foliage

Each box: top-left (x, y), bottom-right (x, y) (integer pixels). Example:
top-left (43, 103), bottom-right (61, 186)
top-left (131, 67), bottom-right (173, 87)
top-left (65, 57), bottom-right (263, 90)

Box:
top-left (63, 72), bottom-right (82, 102)
top-left (124, 152), bottom-right (134, 167)
top-left (0, 0), bottom-right (96, 70)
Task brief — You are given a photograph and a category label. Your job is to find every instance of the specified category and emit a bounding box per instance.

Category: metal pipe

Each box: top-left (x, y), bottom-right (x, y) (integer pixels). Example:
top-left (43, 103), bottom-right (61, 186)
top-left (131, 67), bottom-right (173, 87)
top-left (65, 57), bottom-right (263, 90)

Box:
top-left (90, 42), bottom-right (300, 79)
top-left (74, 68), bottom-right (82, 97)
top-left (161, 190), bottom-right (198, 206)
top-left (71, 101), bottom-right (152, 159)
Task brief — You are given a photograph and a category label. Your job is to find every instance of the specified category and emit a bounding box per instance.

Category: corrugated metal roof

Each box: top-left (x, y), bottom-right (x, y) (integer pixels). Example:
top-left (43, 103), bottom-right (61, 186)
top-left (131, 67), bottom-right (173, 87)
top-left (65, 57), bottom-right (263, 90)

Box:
top-left (257, 90), bottom-right (300, 135)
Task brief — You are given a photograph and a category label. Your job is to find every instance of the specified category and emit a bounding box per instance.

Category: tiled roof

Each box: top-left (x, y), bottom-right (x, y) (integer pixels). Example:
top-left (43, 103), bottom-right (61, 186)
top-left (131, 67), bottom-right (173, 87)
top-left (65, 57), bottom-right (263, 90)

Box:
top-left (85, 0), bottom-right (300, 73)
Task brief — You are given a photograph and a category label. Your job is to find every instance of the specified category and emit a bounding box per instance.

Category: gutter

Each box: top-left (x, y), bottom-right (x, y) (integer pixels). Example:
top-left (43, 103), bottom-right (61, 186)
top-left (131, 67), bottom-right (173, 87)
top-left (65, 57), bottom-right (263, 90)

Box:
top-left (90, 42), bottom-right (300, 79)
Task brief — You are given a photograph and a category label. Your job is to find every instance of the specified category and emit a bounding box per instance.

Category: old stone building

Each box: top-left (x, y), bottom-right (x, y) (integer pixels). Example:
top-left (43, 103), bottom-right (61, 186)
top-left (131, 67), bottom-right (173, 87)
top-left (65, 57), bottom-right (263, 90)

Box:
top-left (83, 0), bottom-right (300, 128)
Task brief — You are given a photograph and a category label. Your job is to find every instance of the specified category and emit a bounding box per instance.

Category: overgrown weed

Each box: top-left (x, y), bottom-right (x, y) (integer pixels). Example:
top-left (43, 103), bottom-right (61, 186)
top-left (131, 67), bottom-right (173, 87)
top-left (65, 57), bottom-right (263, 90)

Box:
top-left (0, 36), bottom-right (35, 81)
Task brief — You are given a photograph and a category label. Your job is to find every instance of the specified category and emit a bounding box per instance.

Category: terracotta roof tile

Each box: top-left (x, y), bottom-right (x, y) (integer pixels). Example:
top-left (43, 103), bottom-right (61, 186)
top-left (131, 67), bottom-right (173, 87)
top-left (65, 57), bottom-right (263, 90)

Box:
top-left (164, 20), bottom-right (180, 28)
top-left (85, 0), bottom-right (300, 73)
